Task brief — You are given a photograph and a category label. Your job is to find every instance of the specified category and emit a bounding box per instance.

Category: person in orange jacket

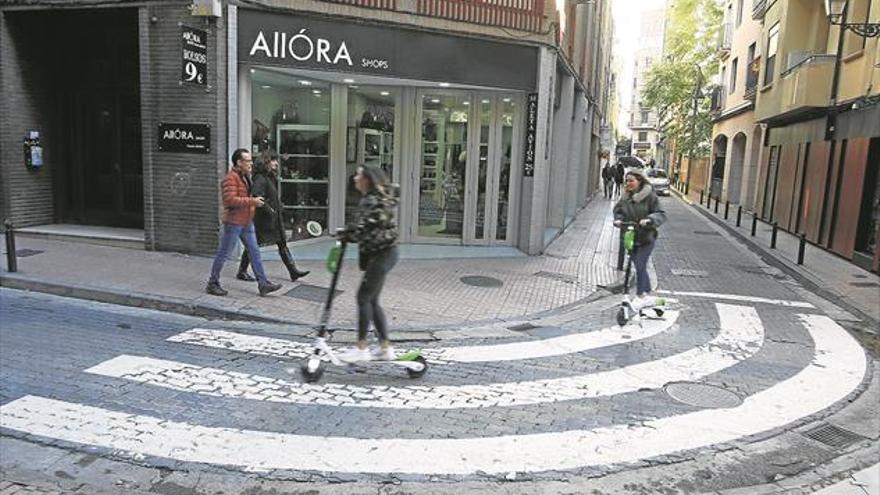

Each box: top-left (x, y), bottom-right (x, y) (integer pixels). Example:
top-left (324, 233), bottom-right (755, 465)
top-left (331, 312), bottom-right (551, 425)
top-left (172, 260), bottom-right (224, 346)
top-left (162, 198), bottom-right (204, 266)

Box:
top-left (206, 149), bottom-right (282, 297)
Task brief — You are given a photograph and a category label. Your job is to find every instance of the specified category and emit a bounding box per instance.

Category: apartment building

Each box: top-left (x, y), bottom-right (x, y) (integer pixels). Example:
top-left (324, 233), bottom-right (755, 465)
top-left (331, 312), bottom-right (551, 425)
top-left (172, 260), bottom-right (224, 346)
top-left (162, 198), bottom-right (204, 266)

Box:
top-left (709, 0), bottom-right (764, 207)
top-left (750, 0), bottom-right (879, 272)
top-left (629, 6), bottom-right (667, 165)
top-left (1, 0), bottom-right (616, 256)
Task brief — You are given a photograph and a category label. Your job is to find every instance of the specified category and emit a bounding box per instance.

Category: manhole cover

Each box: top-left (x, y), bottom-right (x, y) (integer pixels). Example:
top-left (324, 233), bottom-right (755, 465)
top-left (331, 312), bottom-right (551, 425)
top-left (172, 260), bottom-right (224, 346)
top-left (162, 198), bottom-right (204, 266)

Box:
top-left (802, 423), bottom-right (865, 449)
top-left (664, 382), bottom-right (743, 408)
top-left (460, 276), bottom-right (503, 288)
top-left (284, 284), bottom-right (342, 302)
top-left (670, 268), bottom-right (710, 278)
top-left (14, 249), bottom-right (43, 258)
top-left (849, 282), bottom-right (880, 288)
top-left (533, 271), bottom-right (578, 284)
top-left (693, 230), bottom-right (722, 236)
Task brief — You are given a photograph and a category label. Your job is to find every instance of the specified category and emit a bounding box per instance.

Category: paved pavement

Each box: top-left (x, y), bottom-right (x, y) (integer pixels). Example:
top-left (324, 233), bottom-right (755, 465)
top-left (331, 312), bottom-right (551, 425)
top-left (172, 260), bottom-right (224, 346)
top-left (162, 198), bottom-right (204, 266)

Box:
top-left (1, 194), bottom-right (878, 494)
top-left (1, 196), bottom-right (621, 330)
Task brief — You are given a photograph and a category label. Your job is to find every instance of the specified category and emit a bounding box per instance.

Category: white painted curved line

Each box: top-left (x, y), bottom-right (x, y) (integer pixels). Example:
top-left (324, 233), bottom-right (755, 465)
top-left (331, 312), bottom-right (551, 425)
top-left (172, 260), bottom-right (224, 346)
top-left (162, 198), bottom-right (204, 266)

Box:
top-left (168, 310), bottom-right (680, 364)
top-left (87, 305), bottom-right (756, 409)
top-left (656, 290), bottom-right (814, 308)
top-left (0, 314), bottom-right (865, 475)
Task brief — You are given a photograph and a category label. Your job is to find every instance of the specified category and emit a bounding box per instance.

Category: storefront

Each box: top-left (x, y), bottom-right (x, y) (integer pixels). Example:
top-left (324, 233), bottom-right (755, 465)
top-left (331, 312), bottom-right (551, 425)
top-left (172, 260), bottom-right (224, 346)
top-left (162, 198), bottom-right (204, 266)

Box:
top-left (232, 9), bottom-right (538, 248)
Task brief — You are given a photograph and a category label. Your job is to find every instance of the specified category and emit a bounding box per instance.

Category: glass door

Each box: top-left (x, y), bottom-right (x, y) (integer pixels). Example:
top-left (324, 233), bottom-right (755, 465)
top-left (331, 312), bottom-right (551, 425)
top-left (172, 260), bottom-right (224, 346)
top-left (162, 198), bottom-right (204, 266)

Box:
top-left (415, 92), bottom-right (472, 242)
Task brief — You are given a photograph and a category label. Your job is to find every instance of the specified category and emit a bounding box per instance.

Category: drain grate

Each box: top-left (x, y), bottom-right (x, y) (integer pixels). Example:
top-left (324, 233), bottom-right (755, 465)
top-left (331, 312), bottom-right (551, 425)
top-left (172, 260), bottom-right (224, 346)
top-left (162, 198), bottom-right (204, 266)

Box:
top-left (670, 268), bottom-right (710, 278)
top-left (533, 271), bottom-right (578, 284)
top-left (508, 322), bottom-right (541, 332)
top-left (460, 276), bottom-right (503, 288)
top-left (849, 282), bottom-right (880, 288)
top-left (802, 423), bottom-right (866, 449)
top-left (693, 230), bottom-right (722, 236)
top-left (664, 382), bottom-right (743, 409)
top-left (284, 284), bottom-right (342, 302)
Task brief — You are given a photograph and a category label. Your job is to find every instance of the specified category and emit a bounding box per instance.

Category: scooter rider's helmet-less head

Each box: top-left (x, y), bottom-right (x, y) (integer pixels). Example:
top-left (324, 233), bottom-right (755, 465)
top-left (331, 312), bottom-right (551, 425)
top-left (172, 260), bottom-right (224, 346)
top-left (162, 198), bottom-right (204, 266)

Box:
top-left (355, 164), bottom-right (388, 195)
top-left (624, 168), bottom-right (648, 193)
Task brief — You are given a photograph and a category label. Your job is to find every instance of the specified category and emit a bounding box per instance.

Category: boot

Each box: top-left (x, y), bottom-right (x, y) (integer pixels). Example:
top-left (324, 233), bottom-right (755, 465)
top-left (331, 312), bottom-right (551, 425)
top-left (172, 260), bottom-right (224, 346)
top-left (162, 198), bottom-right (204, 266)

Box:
top-left (258, 281), bottom-right (283, 296)
top-left (288, 265), bottom-right (310, 282)
top-left (280, 245), bottom-right (309, 282)
top-left (206, 281), bottom-right (228, 296)
top-left (236, 271), bottom-right (256, 281)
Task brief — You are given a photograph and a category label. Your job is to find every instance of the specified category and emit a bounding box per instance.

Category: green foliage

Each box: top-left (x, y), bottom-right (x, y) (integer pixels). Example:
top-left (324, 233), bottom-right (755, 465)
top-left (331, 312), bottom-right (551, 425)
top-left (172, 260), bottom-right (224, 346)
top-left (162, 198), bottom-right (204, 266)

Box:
top-left (641, 0), bottom-right (723, 158)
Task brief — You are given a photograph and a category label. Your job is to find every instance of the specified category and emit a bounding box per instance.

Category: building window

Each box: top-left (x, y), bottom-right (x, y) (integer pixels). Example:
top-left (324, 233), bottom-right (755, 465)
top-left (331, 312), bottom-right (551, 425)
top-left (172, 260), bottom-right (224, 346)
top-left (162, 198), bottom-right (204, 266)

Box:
top-left (746, 43), bottom-right (758, 91)
top-left (736, 0), bottom-right (744, 27)
top-left (844, 0), bottom-right (872, 54)
top-left (730, 58), bottom-right (738, 93)
top-left (638, 131), bottom-right (648, 142)
top-left (641, 111), bottom-right (649, 124)
top-left (765, 22), bottom-right (779, 85)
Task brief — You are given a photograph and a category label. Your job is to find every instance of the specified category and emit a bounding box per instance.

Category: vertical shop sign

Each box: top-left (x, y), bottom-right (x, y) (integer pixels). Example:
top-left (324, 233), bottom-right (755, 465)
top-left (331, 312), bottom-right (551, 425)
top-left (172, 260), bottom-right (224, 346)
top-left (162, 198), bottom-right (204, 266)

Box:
top-left (181, 26), bottom-right (208, 86)
top-left (523, 93), bottom-right (538, 177)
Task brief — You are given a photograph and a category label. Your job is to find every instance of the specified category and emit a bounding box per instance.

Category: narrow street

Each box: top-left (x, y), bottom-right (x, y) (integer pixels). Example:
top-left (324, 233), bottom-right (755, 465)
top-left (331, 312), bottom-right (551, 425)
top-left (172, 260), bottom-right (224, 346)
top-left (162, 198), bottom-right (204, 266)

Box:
top-left (2, 196), bottom-right (877, 494)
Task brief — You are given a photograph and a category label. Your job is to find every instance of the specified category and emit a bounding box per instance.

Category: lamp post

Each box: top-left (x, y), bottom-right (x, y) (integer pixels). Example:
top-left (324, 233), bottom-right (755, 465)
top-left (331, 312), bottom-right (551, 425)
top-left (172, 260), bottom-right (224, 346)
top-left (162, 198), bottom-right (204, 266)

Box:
top-left (685, 65), bottom-right (705, 195)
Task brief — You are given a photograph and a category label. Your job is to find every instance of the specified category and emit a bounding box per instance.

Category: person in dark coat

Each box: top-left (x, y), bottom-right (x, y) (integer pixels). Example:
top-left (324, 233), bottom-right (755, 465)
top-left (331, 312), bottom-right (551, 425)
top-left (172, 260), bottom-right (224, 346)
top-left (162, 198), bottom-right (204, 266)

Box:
top-left (613, 161), bottom-right (625, 197)
top-left (237, 153), bottom-right (310, 282)
top-left (613, 168), bottom-right (667, 304)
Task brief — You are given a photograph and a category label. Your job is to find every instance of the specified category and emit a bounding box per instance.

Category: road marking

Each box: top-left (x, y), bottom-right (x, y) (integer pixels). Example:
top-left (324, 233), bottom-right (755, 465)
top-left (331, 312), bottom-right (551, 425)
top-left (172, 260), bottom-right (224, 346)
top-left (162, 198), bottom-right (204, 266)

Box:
top-left (656, 290), bottom-right (815, 308)
top-left (0, 314), bottom-right (864, 475)
top-left (169, 310), bottom-right (680, 364)
top-left (87, 305), bottom-right (757, 409)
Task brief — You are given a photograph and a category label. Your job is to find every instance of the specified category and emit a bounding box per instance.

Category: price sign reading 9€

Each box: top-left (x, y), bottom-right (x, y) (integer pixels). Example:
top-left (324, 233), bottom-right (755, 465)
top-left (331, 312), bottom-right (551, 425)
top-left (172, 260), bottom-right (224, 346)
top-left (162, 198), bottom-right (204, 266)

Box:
top-left (181, 26), bottom-right (208, 86)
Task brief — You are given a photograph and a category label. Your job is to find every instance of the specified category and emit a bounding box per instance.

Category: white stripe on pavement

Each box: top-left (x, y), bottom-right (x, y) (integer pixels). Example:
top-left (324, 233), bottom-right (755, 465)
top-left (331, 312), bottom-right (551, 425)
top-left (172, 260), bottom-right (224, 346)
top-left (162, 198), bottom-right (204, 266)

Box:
top-left (655, 290), bottom-right (815, 308)
top-left (87, 305), bottom-right (757, 409)
top-left (0, 314), bottom-right (864, 475)
top-left (169, 310), bottom-right (680, 364)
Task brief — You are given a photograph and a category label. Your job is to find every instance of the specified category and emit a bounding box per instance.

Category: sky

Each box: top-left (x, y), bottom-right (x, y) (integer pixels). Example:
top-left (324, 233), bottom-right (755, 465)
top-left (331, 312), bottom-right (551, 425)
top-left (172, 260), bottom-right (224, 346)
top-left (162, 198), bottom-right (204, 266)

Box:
top-left (612, 0), bottom-right (668, 134)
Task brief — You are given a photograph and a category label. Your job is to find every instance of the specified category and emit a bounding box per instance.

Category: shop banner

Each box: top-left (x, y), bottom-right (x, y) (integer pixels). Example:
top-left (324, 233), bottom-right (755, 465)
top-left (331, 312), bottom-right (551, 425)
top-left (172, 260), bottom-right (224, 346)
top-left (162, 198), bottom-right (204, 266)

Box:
top-left (238, 10), bottom-right (538, 91)
top-left (523, 93), bottom-right (538, 177)
top-left (182, 26), bottom-right (208, 86)
top-left (158, 123), bottom-right (211, 154)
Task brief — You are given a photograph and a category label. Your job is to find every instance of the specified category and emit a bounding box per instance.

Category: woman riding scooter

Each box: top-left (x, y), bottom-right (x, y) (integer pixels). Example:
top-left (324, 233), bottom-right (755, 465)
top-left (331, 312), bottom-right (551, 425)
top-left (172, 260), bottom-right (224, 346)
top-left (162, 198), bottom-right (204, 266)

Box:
top-left (613, 168), bottom-right (667, 305)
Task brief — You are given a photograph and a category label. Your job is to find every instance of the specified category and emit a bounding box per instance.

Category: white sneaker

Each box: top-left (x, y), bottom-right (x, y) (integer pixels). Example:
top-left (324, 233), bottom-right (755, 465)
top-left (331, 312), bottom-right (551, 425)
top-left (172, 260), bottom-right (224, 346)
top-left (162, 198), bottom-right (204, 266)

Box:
top-left (337, 347), bottom-right (371, 363)
top-left (372, 345), bottom-right (396, 361)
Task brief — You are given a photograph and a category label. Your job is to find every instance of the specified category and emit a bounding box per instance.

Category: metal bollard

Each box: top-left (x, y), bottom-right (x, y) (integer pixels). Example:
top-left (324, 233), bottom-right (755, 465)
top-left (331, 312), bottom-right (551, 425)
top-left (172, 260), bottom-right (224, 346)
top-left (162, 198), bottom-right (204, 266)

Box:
top-left (736, 206), bottom-right (742, 227)
top-left (685, 182), bottom-right (689, 195)
top-left (771, 222), bottom-right (778, 249)
top-left (797, 234), bottom-right (806, 265)
top-left (699, 190), bottom-right (704, 205)
top-left (4, 219), bottom-right (17, 273)
top-left (714, 197), bottom-right (720, 214)
top-left (724, 201), bottom-right (730, 220)
top-left (751, 215), bottom-right (757, 237)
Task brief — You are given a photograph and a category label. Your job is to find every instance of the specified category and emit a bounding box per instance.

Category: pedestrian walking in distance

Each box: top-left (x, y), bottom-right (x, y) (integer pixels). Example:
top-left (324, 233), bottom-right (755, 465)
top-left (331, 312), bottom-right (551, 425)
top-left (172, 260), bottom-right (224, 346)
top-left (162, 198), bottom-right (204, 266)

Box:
top-left (206, 149), bottom-right (283, 297)
top-left (613, 168), bottom-right (666, 307)
top-left (602, 160), bottom-right (615, 199)
top-left (237, 152), bottom-right (310, 283)
top-left (337, 165), bottom-right (400, 363)
top-left (613, 160), bottom-right (625, 197)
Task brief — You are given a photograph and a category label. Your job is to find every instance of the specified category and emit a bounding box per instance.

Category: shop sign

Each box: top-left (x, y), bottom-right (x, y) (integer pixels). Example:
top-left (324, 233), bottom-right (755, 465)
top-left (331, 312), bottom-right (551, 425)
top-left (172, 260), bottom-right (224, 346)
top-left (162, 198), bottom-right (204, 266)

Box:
top-left (523, 93), bottom-right (538, 177)
top-left (158, 123), bottom-right (211, 154)
top-left (633, 142), bottom-right (651, 149)
top-left (238, 10), bottom-right (538, 91)
top-left (181, 26), bottom-right (208, 85)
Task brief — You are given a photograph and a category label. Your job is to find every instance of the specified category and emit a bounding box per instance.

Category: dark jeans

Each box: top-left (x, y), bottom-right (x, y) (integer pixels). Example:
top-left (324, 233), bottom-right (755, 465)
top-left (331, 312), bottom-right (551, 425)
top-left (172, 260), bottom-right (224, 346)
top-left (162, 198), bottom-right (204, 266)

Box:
top-left (603, 179), bottom-right (614, 198)
top-left (357, 246), bottom-right (399, 342)
top-left (239, 240), bottom-right (296, 277)
top-left (209, 222), bottom-right (268, 285)
top-left (632, 241), bottom-right (655, 296)
top-left (614, 181), bottom-right (623, 196)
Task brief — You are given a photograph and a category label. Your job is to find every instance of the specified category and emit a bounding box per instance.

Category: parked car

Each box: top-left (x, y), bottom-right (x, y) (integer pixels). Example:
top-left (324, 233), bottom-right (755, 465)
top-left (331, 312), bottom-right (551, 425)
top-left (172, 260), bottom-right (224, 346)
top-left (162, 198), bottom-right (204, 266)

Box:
top-left (646, 168), bottom-right (670, 196)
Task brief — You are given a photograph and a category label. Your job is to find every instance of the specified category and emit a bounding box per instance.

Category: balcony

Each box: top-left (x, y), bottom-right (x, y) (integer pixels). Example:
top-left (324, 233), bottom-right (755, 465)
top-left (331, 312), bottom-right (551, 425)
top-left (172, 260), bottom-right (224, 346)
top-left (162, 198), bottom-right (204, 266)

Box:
top-left (744, 62), bottom-right (759, 101)
top-left (756, 54), bottom-right (835, 123)
top-left (752, 0), bottom-right (768, 20)
top-left (710, 85), bottom-right (726, 113)
top-left (718, 22), bottom-right (733, 56)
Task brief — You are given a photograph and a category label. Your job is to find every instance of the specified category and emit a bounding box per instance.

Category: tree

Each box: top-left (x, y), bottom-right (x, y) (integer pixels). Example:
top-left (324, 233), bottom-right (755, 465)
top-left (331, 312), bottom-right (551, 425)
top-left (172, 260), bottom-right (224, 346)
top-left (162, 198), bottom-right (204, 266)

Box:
top-left (642, 0), bottom-right (723, 160)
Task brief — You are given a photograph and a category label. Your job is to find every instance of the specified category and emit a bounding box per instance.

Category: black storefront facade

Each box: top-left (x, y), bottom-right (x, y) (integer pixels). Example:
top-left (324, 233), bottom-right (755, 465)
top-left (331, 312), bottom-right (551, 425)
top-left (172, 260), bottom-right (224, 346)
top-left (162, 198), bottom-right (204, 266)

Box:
top-left (2, 2), bottom-right (577, 256)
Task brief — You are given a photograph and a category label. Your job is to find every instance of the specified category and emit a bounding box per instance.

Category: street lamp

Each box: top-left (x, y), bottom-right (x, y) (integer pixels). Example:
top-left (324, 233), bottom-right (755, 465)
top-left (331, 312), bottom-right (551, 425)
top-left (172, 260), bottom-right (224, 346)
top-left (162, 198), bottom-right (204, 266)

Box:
top-left (824, 0), bottom-right (880, 38)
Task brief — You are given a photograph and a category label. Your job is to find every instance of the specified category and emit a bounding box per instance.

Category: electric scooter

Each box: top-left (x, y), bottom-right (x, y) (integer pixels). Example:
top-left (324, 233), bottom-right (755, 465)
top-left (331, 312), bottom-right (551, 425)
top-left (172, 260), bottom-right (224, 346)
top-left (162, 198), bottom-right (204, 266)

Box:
top-left (299, 234), bottom-right (428, 383)
top-left (616, 221), bottom-right (667, 326)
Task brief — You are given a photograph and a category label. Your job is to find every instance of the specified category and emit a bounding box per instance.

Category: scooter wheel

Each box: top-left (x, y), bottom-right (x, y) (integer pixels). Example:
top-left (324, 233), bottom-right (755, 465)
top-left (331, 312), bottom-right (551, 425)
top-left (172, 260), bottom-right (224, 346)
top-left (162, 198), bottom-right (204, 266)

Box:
top-left (653, 308), bottom-right (665, 318)
top-left (616, 307), bottom-right (628, 327)
top-left (406, 356), bottom-right (428, 379)
top-left (300, 363), bottom-right (324, 383)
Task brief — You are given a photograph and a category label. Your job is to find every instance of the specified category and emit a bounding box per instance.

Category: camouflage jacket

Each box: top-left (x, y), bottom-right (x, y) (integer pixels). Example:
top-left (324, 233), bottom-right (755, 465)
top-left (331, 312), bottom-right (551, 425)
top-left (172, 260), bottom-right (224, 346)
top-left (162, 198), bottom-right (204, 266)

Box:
top-left (342, 190), bottom-right (398, 266)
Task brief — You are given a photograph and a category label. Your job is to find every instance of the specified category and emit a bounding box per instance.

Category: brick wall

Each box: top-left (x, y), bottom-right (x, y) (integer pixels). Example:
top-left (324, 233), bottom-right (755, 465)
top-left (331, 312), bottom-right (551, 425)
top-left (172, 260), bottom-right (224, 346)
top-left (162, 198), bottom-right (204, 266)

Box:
top-left (139, 3), bottom-right (227, 254)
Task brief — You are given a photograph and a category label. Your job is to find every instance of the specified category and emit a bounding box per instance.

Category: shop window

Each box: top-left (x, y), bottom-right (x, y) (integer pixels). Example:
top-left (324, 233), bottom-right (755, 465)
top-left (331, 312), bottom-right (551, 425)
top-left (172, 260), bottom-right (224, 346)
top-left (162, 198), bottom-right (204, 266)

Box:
top-left (251, 69), bottom-right (330, 241)
top-left (475, 98), bottom-right (491, 240)
top-left (345, 85), bottom-right (397, 223)
top-left (496, 97), bottom-right (516, 241)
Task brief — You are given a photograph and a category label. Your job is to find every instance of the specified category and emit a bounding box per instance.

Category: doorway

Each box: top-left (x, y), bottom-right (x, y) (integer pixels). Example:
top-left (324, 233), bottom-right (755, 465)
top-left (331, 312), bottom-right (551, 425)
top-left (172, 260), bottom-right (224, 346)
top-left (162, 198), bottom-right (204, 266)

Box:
top-left (412, 90), bottom-right (521, 245)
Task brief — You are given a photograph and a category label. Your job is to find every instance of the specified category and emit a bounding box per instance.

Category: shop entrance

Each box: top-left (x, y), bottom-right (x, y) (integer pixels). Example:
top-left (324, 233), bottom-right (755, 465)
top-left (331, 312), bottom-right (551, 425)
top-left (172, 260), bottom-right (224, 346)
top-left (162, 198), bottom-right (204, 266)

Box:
top-left (53, 10), bottom-right (143, 228)
top-left (413, 91), bottom-right (521, 245)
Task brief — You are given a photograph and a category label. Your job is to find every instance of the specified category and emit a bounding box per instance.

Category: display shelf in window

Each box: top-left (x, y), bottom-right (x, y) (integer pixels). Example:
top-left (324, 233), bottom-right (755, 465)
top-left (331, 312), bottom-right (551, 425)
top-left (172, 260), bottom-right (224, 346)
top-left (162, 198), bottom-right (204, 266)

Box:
top-left (276, 123), bottom-right (330, 241)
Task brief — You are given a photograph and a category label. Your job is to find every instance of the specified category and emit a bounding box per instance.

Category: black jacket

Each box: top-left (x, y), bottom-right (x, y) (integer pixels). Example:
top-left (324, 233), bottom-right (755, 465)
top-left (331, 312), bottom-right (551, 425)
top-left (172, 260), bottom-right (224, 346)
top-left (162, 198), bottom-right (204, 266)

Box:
top-left (613, 184), bottom-right (667, 245)
top-left (251, 171), bottom-right (284, 246)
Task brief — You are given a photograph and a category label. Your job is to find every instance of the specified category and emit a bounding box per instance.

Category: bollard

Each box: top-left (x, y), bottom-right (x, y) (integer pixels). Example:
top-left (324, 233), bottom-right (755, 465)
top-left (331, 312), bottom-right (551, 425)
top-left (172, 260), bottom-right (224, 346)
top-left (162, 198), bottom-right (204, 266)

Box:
top-left (4, 219), bottom-right (17, 273)
top-left (616, 228), bottom-right (625, 271)
top-left (699, 190), bottom-right (704, 205)
top-left (714, 197), bottom-right (720, 214)
top-left (771, 222), bottom-right (778, 249)
top-left (797, 234), bottom-right (806, 265)
top-left (724, 201), bottom-right (730, 220)
top-left (751, 215), bottom-right (758, 237)
top-left (685, 182), bottom-right (689, 195)
top-left (736, 206), bottom-right (742, 227)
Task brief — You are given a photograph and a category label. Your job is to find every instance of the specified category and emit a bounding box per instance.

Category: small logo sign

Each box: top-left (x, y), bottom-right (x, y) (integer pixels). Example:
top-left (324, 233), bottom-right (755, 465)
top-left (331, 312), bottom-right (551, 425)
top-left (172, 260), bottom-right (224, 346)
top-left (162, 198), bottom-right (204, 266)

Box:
top-left (158, 123), bottom-right (211, 154)
top-left (523, 93), bottom-right (538, 177)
